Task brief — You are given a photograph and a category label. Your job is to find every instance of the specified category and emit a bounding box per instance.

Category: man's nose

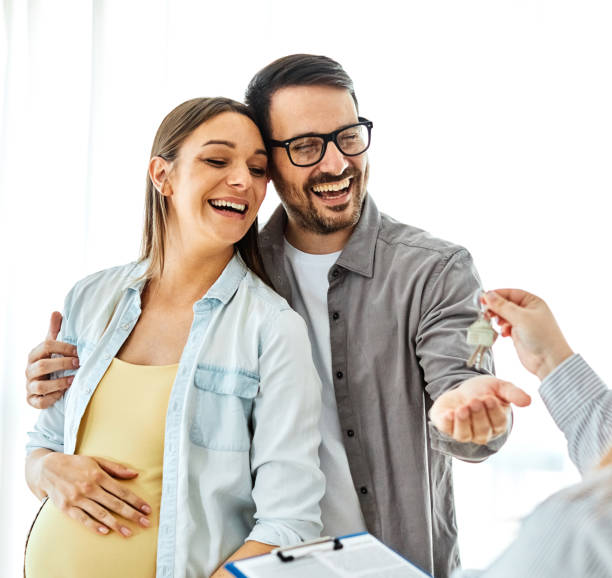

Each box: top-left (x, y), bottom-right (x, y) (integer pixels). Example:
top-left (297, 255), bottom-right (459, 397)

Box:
top-left (317, 142), bottom-right (349, 175)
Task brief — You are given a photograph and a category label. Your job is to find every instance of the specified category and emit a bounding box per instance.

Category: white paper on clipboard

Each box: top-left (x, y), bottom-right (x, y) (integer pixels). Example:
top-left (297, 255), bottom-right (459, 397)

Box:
top-left (225, 532), bottom-right (432, 577)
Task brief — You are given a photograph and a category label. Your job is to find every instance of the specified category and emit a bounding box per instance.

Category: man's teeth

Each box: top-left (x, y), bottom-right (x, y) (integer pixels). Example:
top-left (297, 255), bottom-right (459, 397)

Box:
top-left (311, 178), bottom-right (351, 194)
top-left (210, 199), bottom-right (247, 213)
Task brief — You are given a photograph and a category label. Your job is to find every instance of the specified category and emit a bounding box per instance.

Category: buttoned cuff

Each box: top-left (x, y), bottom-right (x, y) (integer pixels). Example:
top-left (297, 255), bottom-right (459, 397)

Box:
top-left (539, 354), bottom-right (606, 431)
top-left (429, 418), bottom-right (509, 462)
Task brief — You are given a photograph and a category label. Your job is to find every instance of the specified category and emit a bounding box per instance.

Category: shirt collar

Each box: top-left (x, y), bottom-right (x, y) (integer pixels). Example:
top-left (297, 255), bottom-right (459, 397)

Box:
top-left (126, 260), bottom-right (151, 294)
top-left (203, 252), bottom-right (248, 304)
top-left (335, 194), bottom-right (380, 278)
top-left (260, 203), bottom-right (287, 255)
top-left (125, 253), bottom-right (248, 306)
top-left (260, 195), bottom-right (380, 279)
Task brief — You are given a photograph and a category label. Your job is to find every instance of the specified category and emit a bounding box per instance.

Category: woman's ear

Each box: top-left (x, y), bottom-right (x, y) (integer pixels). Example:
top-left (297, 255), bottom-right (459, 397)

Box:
top-left (149, 156), bottom-right (172, 196)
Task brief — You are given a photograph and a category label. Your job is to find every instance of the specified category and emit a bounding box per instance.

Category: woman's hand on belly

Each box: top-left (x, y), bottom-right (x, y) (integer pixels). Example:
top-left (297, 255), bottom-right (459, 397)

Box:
top-left (37, 452), bottom-right (153, 537)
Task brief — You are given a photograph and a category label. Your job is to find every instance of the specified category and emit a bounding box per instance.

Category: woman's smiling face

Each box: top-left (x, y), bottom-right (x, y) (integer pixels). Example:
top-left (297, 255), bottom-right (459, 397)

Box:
top-left (161, 111), bottom-right (268, 253)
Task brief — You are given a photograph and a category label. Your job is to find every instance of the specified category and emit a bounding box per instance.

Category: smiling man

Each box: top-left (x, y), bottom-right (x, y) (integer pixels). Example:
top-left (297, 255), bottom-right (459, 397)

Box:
top-left (264, 84), bottom-right (369, 252)
top-left (245, 54), bottom-right (530, 578)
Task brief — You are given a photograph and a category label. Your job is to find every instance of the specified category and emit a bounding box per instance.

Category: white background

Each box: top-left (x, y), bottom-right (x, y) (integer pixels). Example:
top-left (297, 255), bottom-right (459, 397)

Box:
top-left (1, 1), bottom-right (611, 576)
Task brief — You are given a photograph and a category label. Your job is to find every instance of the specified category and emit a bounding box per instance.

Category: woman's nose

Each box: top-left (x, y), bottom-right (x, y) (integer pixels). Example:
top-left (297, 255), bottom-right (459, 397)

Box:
top-left (226, 165), bottom-right (252, 189)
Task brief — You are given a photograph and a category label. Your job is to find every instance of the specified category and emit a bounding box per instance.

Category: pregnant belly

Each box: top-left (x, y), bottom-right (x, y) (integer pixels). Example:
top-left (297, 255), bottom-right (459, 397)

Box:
top-left (24, 359), bottom-right (175, 577)
top-left (25, 475), bottom-right (160, 578)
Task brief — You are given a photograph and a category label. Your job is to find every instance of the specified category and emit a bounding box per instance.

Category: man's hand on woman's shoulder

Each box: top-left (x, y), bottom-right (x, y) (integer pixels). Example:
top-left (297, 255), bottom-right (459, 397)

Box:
top-left (26, 311), bottom-right (79, 409)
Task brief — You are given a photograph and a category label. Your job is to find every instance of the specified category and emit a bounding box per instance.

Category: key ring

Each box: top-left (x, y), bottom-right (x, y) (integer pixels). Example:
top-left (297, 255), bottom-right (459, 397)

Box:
top-left (473, 289), bottom-right (486, 312)
top-left (473, 289), bottom-right (492, 320)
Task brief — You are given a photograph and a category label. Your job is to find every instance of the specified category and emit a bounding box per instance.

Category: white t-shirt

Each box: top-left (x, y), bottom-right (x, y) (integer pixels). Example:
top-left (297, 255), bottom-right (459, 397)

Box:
top-left (284, 240), bottom-right (367, 537)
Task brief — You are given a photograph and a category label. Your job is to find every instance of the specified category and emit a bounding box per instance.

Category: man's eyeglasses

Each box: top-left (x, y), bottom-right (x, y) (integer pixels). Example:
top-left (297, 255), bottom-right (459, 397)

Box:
top-left (268, 117), bottom-right (373, 168)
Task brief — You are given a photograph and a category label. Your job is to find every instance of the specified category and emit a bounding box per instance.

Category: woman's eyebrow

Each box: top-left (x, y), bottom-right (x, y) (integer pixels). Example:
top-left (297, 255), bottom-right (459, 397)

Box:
top-left (201, 140), bottom-right (267, 157)
top-left (201, 139), bottom-right (235, 148)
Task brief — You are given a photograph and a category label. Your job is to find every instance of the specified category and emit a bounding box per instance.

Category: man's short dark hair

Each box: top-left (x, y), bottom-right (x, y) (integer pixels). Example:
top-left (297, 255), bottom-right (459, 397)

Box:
top-left (245, 54), bottom-right (358, 141)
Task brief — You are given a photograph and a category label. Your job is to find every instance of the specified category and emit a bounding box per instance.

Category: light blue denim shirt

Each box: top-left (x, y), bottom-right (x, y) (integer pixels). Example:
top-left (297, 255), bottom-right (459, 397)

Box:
top-left (26, 254), bottom-right (325, 577)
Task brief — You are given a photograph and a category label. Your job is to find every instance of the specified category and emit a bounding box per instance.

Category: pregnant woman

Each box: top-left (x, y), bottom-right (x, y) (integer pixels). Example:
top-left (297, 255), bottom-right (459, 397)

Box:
top-left (24, 97), bottom-right (324, 577)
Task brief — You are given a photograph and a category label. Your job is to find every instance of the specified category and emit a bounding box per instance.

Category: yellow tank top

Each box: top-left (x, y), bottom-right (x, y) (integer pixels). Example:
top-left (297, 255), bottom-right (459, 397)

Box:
top-left (25, 358), bottom-right (177, 578)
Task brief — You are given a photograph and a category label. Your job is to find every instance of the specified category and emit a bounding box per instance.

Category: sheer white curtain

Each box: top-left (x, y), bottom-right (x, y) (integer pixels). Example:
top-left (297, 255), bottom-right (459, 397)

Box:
top-left (1, 1), bottom-right (611, 575)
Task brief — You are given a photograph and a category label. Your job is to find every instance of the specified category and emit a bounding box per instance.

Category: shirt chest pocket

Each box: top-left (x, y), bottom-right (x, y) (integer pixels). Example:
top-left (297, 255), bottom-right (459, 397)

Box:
top-left (190, 366), bottom-right (259, 452)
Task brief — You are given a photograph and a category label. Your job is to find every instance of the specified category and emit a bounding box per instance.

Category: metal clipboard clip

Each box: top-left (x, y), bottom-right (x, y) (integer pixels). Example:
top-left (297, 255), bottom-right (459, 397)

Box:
top-left (272, 536), bottom-right (344, 562)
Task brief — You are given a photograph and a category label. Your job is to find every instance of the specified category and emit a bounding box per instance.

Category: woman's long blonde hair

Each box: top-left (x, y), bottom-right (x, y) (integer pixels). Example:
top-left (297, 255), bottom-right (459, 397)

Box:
top-left (140, 97), bottom-right (271, 286)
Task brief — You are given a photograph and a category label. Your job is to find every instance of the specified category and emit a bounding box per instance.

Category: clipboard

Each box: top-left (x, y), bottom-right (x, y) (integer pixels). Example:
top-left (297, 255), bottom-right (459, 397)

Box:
top-left (225, 532), bottom-right (432, 577)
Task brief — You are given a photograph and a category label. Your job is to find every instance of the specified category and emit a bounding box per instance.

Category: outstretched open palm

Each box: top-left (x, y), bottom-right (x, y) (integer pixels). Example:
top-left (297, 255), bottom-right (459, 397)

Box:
top-left (430, 375), bottom-right (531, 445)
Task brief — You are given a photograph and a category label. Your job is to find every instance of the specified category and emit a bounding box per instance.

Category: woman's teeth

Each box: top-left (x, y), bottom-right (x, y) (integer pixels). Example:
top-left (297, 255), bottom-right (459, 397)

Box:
top-left (209, 199), bottom-right (247, 214)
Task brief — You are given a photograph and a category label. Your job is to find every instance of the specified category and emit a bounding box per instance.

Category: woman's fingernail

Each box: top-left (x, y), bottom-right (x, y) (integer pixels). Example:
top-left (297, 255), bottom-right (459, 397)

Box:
top-left (98, 526), bottom-right (109, 534)
top-left (141, 504), bottom-right (152, 514)
top-left (120, 526), bottom-right (132, 537)
top-left (67, 376), bottom-right (74, 384)
top-left (140, 517), bottom-right (150, 527)
top-left (72, 358), bottom-right (80, 368)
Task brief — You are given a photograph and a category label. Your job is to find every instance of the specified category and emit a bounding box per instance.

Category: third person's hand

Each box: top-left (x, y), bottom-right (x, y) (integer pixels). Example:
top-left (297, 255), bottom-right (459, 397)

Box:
top-left (483, 289), bottom-right (574, 380)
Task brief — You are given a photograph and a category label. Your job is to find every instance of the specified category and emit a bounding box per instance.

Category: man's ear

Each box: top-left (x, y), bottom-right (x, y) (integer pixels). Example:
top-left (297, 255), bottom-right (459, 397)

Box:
top-left (149, 156), bottom-right (172, 196)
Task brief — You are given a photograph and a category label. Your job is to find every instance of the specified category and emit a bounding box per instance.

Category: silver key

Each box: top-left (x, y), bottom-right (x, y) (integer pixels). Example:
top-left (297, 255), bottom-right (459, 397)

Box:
top-left (466, 293), bottom-right (497, 370)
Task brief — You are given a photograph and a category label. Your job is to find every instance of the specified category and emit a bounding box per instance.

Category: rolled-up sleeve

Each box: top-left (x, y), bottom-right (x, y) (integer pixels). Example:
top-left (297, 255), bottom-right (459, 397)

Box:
top-left (248, 308), bottom-right (325, 546)
top-left (25, 291), bottom-right (75, 455)
top-left (417, 249), bottom-right (507, 461)
top-left (26, 395), bottom-right (67, 455)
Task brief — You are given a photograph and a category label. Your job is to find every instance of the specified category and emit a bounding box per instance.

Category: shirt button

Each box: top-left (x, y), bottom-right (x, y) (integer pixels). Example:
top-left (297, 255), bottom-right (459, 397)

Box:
top-left (347, 429), bottom-right (355, 437)
top-left (336, 371), bottom-right (343, 379)
top-left (121, 323), bottom-right (130, 330)
top-left (332, 312), bottom-right (340, 320)
top-left (360, 486), bottom-right (368, 495)
top-left (332, 269), bottom-right (339, 278)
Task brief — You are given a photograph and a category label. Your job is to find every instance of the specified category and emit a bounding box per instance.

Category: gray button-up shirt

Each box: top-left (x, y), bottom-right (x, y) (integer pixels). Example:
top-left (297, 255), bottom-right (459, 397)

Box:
top-left (259, 195), bottom-right (506, 578)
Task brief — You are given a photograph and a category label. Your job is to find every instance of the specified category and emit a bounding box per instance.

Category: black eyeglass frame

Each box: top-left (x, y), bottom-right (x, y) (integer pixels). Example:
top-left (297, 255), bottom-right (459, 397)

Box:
top-left (267, 117), bottom-right (373, 167)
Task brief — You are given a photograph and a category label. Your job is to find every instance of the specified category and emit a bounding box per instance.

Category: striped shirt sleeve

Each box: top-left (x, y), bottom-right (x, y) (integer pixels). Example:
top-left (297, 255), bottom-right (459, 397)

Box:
top-left (539, 354), bottom-right (612, 473)
top-left (455, 467), bottom-right (612, 577)
top-left (452, 355), bottom-right (612, 578)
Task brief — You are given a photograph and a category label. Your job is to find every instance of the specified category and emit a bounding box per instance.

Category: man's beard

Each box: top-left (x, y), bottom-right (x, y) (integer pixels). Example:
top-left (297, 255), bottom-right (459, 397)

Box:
top-left (272, 164), bottom-right (369, 235)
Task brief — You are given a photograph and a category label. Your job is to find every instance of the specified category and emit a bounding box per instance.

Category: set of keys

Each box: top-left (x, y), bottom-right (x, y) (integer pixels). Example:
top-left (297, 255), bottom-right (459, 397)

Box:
top-left (466, 290), bottom-right (498, 370)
